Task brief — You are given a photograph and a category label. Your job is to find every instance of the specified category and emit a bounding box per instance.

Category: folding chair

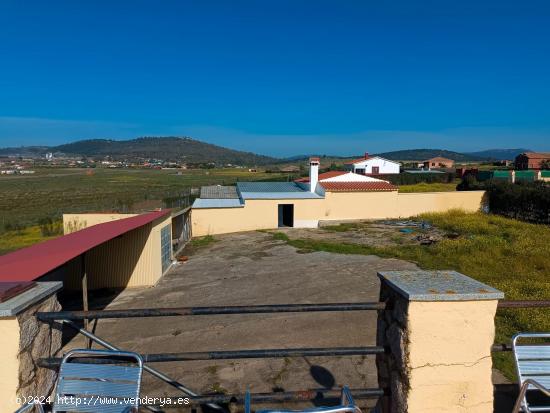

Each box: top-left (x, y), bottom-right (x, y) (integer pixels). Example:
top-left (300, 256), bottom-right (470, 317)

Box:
top-left (512, 333), bottom-right (550, 412)
top-left (52, 348), bottom-right (143, 413)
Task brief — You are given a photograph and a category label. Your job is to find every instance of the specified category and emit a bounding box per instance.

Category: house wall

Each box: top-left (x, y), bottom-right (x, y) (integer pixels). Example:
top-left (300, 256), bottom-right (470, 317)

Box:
top-left (56, 214), bottom-right (173, 290)
top-left (192, 191), bottom-right (485, 236)
top-left (353, 158), bottom-right (400, 174)
top-left (192, 198), bottom-right (326, 236)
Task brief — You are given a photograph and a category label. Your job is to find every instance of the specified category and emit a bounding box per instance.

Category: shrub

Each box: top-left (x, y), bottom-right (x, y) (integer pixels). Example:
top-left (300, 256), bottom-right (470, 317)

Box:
top-left (37, 217), bottom-right (63, 237)
top-left (485, 181), bottom-right (550, 224)
top-left (379, 172), bottom-right (455, 185)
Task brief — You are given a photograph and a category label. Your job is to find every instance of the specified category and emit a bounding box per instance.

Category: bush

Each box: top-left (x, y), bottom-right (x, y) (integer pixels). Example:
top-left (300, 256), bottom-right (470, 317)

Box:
top-left (379, 172), bottom-right (455, 185)
top-left (37, 217), bottom-right (63, 237)
top-left (486, 181), bottom-right (550, 224)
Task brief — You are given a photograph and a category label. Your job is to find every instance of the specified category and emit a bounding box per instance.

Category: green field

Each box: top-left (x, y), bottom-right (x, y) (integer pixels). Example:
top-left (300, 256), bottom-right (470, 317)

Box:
top-left (397, 182), bottom-right (458, 192)
top-left (271, 210), bottom-right (550, 380)
top-left (0, 167), bottom-right (289, 231)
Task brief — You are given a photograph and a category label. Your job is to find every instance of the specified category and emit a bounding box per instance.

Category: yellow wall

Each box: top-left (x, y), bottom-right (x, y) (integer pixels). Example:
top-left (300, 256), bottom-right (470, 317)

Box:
top-left (192, 191), bottom-right (485, 236)
top-left (0, 317), bottom-right (20, 412)
top-left (395, 191), bottom-right (485, 217)
top-left (58, 214), bottom-right (173, 290)
top-left (324, 191), bottom-right (399, 220)
top-left (406, 300), bottom-right (498, 412)
top-left (192, 198), bottom-right (326, 236)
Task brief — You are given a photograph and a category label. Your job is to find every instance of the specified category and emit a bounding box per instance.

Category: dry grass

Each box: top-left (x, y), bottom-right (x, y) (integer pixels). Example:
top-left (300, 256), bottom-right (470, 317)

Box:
top-left (273, 210), bottom-right (550, 379)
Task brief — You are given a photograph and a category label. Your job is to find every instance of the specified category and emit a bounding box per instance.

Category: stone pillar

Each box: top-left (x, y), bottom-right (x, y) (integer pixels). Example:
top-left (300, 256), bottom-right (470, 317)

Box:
top-left (376, 270), bottom-right (503, 413)
top-left (0, 282), bottom-right (63, 412)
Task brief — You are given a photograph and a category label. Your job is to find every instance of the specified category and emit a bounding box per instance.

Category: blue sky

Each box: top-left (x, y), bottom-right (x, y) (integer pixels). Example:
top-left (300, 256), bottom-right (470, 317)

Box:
top-left (0, 0), bottom-right (549, 156)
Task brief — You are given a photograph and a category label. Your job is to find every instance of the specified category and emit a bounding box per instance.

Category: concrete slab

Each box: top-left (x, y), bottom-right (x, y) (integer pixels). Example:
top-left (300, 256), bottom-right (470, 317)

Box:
top-left (56, 232), bottom-right (420, 410)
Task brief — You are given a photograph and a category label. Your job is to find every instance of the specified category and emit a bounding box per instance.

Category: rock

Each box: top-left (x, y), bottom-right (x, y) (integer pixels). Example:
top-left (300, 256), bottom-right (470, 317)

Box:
top-left (18, 350), bottom-right (36, 385)
top-left (19, 317), bottom-right (40, 352)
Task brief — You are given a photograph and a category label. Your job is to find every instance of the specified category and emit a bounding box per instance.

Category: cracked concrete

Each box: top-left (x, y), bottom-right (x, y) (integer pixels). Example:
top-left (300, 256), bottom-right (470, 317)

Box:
top-left (58, 230), bottom-right (512, 412)
top-left (60, 230), bottom-right (419, 412)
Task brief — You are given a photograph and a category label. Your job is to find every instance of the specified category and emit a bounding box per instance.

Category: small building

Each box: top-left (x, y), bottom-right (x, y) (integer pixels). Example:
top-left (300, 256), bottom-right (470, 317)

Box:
top-left (344, 152), bottom-right (400, 175)
top-left (515, 152), bottom-right (550, 170)
top-left (191, 157), bottom-right (485, 236)
top-left (0, 210), bottom-right (174, 291)
top-left (423, 157), bottom-right (455, 169)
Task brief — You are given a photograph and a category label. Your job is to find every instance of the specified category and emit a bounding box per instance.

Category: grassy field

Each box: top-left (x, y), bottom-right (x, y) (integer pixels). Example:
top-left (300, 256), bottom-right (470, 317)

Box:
top-left (397, 182), bottom-right (458, 192)
top-left (272, 210), bottom-right (550, 380)
top-left (0, 167), bottom-right (288, 231)
top-left (0, 225), bottom-right (61, 255)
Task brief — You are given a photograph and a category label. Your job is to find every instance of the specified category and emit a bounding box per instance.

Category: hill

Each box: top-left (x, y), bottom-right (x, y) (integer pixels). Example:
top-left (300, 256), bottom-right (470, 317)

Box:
top-left (374, 149), bottom-right (488, 162)
top-left (464, 148), bottom-right (530, 160)
top-left (0, 146), bottom-right (48, 157)
top-left (0, 137), bottom-right (277, 166)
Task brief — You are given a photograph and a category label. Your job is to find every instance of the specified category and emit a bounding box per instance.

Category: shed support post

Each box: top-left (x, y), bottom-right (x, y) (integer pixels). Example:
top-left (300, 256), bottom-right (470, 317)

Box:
top-left (81, 253), bottom-right (91, 348)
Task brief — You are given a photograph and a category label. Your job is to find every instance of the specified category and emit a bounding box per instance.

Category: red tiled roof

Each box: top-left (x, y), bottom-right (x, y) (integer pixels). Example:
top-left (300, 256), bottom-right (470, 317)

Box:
top-left (320, 181), bottom-right (397, 192)
top-left (0, 210), bottom-right (171, 282)
top-left (345, 156), bottom-right (372, 164)
top-left (295, 171), bottom-right (348, 183)
top-left (521, 152), bottom-right (550, 159)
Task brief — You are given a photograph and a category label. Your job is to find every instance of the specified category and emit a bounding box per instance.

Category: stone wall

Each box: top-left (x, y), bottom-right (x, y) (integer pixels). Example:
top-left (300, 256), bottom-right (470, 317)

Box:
top-left (376, 281), bottom-right (410, 413)
top-left (376, 271), bottom-right (502, 413)
top-left (16, 293), bottom-right (62, 399)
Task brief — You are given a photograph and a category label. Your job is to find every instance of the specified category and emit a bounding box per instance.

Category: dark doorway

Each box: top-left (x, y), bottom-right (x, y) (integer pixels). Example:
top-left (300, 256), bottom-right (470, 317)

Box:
top-left (278, 204), bottom-right (294, 227)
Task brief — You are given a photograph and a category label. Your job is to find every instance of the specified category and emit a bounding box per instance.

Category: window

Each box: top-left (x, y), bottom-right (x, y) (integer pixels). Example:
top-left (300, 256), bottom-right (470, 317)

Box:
top-left (161, 225), bottom-right (172, 273)
top-left (372, 166), bottom-right (379, 174)
top-left (356, 168), bottom-right (365, 175)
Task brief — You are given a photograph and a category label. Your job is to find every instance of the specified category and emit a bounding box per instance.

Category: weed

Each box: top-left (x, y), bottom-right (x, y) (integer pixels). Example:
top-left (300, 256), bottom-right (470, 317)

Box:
top-left (322, 223), bottom-right (360, 232)
top-left (210, 382), bottom-right (228, 394)
top-left (271, 210), bottom-right (550, 380)
top-left (190, 235), bottom-right (217, 248)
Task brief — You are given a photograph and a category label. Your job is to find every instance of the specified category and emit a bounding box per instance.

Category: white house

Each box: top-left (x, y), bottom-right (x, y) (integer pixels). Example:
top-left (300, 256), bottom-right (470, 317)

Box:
top-left (344, 152), bottom-right (400, 175)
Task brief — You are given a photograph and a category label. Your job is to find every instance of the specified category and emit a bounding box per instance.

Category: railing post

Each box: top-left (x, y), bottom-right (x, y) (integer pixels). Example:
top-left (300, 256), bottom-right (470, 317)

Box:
top-left (376, 271), bottom-right (504, 413)
top-left (0, 282), bottom-right (62, 412)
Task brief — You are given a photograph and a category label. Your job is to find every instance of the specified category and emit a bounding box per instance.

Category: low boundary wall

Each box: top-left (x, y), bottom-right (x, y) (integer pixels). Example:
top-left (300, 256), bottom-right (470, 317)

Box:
top-left (192, 191), bottom-right (486, 236)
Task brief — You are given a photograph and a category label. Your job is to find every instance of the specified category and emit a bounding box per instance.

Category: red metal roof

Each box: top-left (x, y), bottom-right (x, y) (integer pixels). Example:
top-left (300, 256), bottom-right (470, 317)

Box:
top-left (0, 210), bottom-right (171, 282)
top-left (295, 171), bottom-right (348, 183)
top-left (320, 181), bottom-right (398, 192)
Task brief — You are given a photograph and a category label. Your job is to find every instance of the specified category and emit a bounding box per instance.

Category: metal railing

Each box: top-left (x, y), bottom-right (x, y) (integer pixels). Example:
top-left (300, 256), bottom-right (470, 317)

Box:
top-left (37, 301), bottom-right (387, 411)
top-left (35, 299), bottom-right (550, 410)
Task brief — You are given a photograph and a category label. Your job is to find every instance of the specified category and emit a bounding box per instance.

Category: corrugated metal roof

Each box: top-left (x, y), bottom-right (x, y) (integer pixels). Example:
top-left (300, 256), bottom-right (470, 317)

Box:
top-left (321, 182), bottom-right (397, 192)
top-left (237, 182), bottom-right (322, 199)
top-left (0, 210), bottom-right (171, 282)
top-left (237, 182), bottom-right (305, 192)
top-left (200, 185), bottom-right (239, 199)
top-left (192, 198), bottom-right (244, 209)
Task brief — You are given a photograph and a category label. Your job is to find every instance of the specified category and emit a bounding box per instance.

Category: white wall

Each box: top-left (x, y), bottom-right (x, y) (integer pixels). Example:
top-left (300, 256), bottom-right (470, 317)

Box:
top-left (353, 157), bottom-right (400, 174)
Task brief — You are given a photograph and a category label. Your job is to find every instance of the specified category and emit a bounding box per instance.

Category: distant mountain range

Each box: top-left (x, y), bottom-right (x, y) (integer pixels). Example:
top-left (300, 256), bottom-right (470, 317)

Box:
top-left (0, 137), bottom-right (532, 165)
top-left (0, 137), bottom-right (277, 165)
top-left (375, 148), bottom-right (530, 162)
top-left (464, 148), bottom-right (531, 160)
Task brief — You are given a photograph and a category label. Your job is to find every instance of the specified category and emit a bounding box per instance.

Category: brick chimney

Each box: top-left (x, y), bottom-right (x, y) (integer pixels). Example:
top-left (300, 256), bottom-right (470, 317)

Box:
top-left (309, 157), bottom-right (320, 192)
top-left (364, 152), bottom-right (369, 159)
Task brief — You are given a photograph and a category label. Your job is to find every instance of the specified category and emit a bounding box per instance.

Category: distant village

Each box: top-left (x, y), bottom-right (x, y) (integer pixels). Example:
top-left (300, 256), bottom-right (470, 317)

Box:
top-left (0, 152), bottom-right (242, 174)
top-left (1, 150), bottom-right (549, 178)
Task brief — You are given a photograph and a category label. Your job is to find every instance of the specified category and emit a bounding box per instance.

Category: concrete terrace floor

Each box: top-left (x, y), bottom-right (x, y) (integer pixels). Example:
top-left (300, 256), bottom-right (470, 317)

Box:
top-left (60, 230), bottom-right (512, 412)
